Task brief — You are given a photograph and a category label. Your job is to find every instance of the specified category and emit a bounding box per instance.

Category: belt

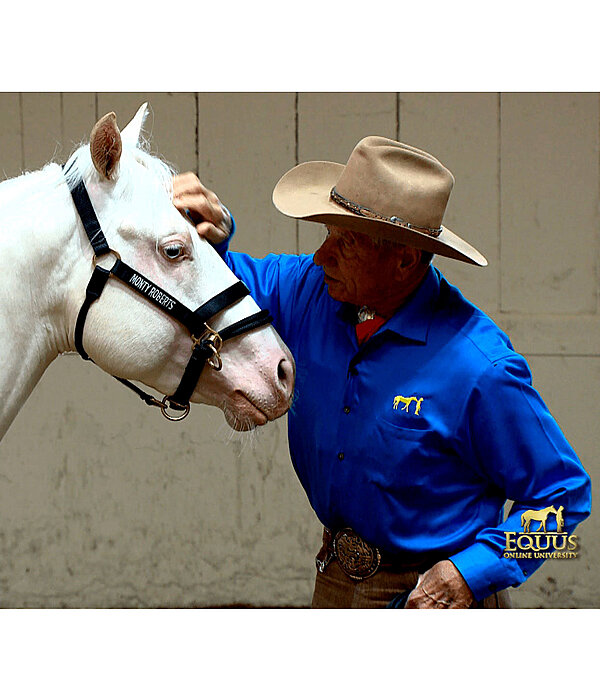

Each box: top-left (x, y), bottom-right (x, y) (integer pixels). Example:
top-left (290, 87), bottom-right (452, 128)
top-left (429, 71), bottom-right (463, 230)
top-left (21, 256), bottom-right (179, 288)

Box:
top-left (315, 527), bottom-right (441, 581)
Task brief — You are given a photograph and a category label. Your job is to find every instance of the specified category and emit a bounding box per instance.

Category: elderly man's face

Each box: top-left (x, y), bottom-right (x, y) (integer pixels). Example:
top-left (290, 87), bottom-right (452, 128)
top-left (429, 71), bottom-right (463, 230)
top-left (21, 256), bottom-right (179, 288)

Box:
top-left (313, 226), bottom-right (404, 308)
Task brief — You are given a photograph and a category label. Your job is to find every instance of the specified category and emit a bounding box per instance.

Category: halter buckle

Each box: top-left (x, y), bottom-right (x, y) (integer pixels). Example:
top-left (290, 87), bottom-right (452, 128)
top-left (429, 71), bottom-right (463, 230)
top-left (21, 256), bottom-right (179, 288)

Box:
top-left (192, 324), bottom-right (224, 371)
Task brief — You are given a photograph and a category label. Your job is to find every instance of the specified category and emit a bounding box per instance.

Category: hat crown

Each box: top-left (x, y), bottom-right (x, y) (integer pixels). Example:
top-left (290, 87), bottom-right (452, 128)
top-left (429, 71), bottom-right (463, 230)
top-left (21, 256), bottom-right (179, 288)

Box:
top-left (335, 136), bottom-right (455, 230)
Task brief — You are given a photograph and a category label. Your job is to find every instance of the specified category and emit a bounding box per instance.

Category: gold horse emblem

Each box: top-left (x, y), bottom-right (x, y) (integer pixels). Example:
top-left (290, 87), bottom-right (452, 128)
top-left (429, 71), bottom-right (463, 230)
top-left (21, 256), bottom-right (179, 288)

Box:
top-left (521, 505), bottom-right (564, 533)
top-left (392, 395), bottom-right (424, 415)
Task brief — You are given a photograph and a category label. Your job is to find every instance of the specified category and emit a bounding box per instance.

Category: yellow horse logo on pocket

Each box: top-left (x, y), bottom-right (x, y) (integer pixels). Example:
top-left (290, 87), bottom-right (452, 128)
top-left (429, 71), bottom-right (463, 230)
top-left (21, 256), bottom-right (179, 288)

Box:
top-left (393, 395), bottom-right (424, 415)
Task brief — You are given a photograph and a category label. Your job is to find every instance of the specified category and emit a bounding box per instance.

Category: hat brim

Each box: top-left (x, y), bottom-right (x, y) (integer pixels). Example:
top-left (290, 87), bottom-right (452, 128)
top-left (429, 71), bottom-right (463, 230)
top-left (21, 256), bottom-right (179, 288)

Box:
top-left (272, 161), bottom-right (488, 267)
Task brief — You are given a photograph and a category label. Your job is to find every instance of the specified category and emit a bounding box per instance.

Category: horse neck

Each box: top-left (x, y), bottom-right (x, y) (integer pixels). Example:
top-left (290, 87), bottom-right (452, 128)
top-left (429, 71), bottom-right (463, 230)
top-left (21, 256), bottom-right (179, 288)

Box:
top-left (0, 164), bottom-right (82, 438)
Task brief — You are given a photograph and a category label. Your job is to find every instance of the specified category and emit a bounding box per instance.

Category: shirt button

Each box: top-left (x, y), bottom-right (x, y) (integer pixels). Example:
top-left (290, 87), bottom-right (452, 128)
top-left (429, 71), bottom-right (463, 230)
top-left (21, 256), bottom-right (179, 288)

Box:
top-left (337, 452), bottom-right (345, 461)
top-left (343, 406), bottom-right (351, 414)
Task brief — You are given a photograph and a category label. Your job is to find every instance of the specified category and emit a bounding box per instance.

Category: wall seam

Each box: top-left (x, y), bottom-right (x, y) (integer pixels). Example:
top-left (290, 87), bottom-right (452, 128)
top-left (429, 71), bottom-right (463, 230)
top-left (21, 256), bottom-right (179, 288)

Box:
top-left (295, 92), bottom-right (299, 254)
top-left (18, 93), bottom-right (24, 172)
top-left (597, 91), bottom-right (600, 315)
top-left (59, 93), bottom-right (64, 149)
top-left (195, 92), bottom-right (200, 177)
top-left (498, 91), bottom-right (502, 314)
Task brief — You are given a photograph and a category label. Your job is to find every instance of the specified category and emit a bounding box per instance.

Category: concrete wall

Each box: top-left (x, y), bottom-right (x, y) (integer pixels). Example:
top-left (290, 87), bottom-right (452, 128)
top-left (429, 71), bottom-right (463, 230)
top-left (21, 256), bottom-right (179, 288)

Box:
top-left (0, 92), bottom-right (597, 608)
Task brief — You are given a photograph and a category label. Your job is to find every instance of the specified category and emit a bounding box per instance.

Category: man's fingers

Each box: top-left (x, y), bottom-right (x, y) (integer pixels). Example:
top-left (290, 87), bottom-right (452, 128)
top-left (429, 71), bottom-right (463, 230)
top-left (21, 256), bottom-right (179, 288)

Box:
top-left (172, 173), bottom-right (232, 241)
top-left (402, 562), bottom-right (475, 609)
top-left (404, 591), bottom-right (419, 608)
top-left (196, 221), bottom-right (229, 245)
top-left (405, 589), bottom-right (435, 609)
top-left (173, 172), bottom-right (209, 198)
top-left (174, 194), bottom-right (221, 227)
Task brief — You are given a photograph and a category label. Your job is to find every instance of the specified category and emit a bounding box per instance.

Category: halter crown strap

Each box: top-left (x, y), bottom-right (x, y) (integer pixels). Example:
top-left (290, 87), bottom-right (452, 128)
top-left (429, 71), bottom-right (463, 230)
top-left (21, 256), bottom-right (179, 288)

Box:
top-left (63, 164), bottom-right (111, 256)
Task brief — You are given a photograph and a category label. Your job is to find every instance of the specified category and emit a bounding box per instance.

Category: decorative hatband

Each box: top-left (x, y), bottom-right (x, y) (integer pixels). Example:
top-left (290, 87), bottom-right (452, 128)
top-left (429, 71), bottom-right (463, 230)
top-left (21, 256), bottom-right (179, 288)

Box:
top-left (330, 187), bottom-right (443, 238)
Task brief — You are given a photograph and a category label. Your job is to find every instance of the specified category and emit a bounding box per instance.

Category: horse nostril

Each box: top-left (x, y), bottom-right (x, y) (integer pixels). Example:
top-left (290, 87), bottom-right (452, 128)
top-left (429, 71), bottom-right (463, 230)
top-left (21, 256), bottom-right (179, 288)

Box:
top-left (277, 357), bottom-right (295, 396)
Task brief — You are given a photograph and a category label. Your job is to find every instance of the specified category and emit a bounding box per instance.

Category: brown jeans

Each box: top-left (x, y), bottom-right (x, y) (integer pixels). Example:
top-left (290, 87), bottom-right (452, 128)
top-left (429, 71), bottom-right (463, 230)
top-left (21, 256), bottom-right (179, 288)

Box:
top-left (311, 559), bottom-right (512, 608)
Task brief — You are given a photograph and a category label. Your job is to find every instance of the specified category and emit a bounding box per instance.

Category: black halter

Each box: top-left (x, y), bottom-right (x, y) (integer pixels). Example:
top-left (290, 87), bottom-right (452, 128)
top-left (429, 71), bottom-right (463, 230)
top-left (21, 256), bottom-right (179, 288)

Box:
top-left (64, 164), bottom-right (272, 421)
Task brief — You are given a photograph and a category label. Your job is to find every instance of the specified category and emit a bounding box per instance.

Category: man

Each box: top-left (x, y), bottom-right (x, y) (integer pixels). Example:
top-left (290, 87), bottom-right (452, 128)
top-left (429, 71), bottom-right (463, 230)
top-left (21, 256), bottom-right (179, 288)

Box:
top-left (173, 137), bottom-right (591, 608)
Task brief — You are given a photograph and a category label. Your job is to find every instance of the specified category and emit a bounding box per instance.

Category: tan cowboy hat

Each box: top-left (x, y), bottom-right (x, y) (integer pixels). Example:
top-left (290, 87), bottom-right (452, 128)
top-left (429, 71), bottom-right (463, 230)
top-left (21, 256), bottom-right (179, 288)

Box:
top-left (272, 136), bottom-right (487, 266)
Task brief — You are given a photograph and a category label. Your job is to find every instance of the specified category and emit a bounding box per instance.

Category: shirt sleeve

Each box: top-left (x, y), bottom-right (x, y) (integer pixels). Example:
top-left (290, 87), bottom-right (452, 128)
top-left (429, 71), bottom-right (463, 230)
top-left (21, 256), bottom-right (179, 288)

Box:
top-left (449, 354), bottom-right (592, 602)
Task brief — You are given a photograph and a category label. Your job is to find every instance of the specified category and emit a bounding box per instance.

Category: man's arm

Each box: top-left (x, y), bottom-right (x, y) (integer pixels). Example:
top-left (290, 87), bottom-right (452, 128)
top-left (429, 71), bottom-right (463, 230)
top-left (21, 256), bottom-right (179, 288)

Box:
top-left (449, 355), bottom-right (590, 603)
top-left (408, 353), bottom-right (591, 609)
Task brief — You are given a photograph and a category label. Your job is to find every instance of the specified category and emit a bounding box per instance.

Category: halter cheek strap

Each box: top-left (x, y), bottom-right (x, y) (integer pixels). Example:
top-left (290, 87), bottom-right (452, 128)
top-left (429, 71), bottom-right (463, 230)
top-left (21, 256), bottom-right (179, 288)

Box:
top-left (64, 164), bottom-right (273, 421)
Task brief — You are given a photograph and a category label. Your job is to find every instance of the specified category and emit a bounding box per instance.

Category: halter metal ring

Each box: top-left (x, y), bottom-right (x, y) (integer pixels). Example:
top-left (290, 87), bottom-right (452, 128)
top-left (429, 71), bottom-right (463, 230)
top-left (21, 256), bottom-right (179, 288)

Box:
top-left (192, 324), bottom-right (224, 371)
top-left (92, 247), bottom-right (121, 267)
top-left (206, 344), bottom-right (223, 371)
top-left (160, 397), bottom-right (191, 421)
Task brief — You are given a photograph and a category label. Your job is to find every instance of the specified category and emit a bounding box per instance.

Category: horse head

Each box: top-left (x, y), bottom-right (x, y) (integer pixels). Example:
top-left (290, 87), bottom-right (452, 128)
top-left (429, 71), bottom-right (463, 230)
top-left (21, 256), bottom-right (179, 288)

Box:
top-left (63, 104), bottom-right (294, 430)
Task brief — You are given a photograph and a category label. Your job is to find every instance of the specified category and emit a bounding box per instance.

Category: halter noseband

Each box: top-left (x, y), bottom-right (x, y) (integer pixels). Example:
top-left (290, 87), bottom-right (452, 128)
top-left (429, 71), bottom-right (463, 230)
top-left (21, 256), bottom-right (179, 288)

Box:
top-left (64, 164), bottom-right (273, 421)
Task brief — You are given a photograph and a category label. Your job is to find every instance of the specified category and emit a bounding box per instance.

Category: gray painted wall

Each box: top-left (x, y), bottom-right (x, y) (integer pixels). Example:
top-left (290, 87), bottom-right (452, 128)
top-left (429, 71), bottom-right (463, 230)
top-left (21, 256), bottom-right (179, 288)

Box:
top-left (0, 92), bottom-right (596, 607)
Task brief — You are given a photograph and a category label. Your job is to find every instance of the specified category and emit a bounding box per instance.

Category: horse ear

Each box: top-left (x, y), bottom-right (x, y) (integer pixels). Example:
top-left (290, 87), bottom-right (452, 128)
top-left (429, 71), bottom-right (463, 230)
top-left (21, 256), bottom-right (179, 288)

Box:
top-left (121, 102), bottom-right (149, 148)
top-left (90, 111), bottom-right (122, 180)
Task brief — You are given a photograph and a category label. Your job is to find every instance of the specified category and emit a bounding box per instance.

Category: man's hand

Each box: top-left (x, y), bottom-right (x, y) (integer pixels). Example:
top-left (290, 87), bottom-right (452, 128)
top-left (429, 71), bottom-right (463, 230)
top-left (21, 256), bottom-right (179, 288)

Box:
top-left (173, 172), bottom-right (232, 246)
top-left (405, 560), bottom-right (476, 609)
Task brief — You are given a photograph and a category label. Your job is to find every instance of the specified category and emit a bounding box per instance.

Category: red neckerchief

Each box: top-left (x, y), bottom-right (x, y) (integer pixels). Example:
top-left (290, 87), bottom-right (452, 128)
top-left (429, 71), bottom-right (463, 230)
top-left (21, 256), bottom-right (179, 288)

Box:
top-left (355, 315), bottom-right (386, 344)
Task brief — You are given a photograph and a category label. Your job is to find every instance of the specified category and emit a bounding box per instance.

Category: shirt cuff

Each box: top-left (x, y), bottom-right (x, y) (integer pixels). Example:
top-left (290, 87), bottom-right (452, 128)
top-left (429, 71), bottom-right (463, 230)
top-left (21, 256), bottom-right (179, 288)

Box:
top-left (449, 541), bottom-right (528, 602)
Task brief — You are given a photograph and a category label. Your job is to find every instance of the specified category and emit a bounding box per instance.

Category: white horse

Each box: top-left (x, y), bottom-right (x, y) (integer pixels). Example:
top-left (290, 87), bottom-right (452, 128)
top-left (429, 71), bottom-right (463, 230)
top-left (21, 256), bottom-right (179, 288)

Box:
top-left (0, 104), bottom-right (294, 440)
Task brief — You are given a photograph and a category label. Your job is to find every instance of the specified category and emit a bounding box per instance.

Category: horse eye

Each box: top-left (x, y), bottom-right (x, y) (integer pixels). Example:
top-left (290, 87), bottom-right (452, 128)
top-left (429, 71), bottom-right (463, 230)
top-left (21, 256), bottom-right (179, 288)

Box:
top-left (162, 243), bottom-right (185, 260)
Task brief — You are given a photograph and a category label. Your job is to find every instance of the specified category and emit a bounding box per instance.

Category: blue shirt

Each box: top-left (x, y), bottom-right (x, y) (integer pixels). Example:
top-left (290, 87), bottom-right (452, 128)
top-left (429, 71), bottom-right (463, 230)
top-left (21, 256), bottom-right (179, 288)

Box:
top-left (218, 235), bottom-right (591, 601)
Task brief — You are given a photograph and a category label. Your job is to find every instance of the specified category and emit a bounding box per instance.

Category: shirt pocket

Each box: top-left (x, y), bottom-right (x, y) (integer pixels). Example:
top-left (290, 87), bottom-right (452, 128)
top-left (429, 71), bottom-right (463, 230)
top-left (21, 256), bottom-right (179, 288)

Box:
top-left (363, 417), bottom-right (438, 492)
top-left (378, 416), bottom-right (431, 440)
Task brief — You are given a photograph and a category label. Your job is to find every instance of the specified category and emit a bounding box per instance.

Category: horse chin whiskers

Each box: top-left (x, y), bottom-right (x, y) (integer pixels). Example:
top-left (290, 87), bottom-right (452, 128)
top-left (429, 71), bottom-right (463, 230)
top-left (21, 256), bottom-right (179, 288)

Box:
top-left (221, 401), bottom-right (261, 436)
top-left (217, 404), bottom-right (266, 456)
top-left (232, 423), bottom-right (262, 456)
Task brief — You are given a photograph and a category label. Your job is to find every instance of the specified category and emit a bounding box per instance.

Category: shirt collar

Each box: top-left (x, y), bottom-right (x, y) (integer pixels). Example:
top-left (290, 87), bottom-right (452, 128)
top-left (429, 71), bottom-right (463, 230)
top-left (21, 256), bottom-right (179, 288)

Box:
top-left (335, 265), bottom-right (441, 344)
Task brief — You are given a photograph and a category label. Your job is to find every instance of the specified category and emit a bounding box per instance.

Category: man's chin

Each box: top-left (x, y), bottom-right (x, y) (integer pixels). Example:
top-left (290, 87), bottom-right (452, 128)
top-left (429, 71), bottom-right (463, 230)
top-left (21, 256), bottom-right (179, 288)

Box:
top-left (323, 276), bottom-right (346, 302)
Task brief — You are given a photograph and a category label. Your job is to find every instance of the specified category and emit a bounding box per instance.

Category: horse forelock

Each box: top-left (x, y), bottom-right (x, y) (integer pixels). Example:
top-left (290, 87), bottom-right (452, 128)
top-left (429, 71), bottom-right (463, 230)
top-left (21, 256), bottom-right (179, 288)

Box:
top-left (63, 139), bottom-right (176, 201)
